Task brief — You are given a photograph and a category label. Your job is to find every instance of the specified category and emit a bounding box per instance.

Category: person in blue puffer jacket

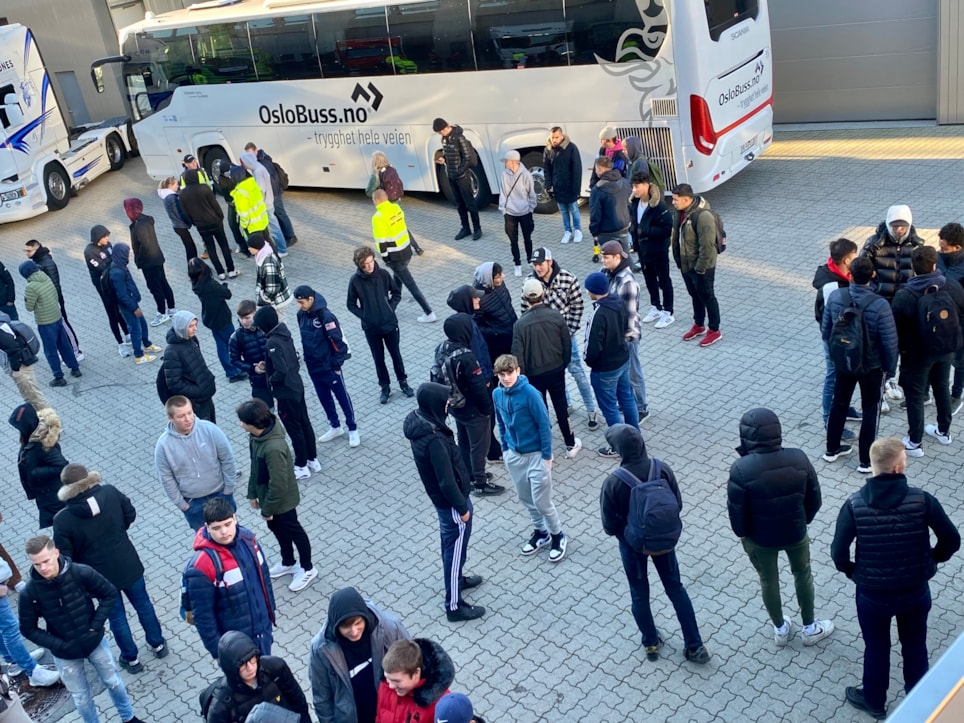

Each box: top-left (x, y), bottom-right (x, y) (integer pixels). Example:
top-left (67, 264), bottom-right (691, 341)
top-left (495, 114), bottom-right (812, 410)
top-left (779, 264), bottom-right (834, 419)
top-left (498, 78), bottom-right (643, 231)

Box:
top-left (108, 244), bottom-right (161, 364)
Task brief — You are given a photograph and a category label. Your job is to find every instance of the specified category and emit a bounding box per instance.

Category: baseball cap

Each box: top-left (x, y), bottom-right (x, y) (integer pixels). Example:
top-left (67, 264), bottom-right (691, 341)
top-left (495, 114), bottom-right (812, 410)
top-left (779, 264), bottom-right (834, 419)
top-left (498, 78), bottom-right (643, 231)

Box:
top-left (292, 285), bottom-right (316, 300)
top-left (501, 150), bottom-right (520, 162)
top-left (600, 240), bottom-right (627, 258)
top-left (522, 278), bottom-right (545, 300)
top-left (182, 154), bottom-right (197, 164)
top-left (529, 247), bottom-right (552, 264)
top-left (435, 693), bottom-right (473, 723)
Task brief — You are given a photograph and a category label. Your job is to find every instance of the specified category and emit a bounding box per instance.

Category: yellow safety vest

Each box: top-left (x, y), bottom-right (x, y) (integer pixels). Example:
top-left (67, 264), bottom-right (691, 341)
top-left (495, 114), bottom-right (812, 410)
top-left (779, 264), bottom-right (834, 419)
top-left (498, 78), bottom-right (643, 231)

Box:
top-left (231, 177), bottom-right (269, 233)
top-left (371, 200), bottom-right (410, 258)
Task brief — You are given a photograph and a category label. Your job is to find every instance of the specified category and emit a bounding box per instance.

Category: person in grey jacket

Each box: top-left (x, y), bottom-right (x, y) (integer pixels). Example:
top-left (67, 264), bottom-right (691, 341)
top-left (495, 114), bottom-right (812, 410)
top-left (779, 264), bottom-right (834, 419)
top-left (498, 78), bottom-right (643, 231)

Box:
top-left (309, 587), bottom-right (409, 723)
top-left (154, 395), bottom-right (237, 529)
top-left (498, 150), bottom-right (537, 275)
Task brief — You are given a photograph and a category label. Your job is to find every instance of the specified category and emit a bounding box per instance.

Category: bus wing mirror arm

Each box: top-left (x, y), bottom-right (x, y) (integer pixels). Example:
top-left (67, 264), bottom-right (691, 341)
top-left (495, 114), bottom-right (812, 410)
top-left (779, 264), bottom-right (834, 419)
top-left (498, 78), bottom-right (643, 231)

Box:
top-left (89, 56), bottom-right (130, 93)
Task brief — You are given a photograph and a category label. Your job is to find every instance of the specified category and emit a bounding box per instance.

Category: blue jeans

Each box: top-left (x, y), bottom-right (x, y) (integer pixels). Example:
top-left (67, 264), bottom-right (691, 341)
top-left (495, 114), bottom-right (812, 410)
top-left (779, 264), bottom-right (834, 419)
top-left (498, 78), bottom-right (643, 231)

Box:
top-left (557, 201), bottom-right (581, 233)
top-left (267, 212), bottom-right (287, 255)
top-left (856, 584), bottom-right (931, 711)
top-left (437, 498), bottom-right (472, 610)
top-left (821, 341), bottom-right (835, 425)
top-left (53, 636), bottom-right (134, 723)
top-left (212, 324), bottom-right (242, 377)
top-left (107, 576), bottom-right (165, 663)
top-left (274, 194), bottom-right (296, 241)
top-left (591, 361), bottom-right (639, 428)
top-left (37, 321), bottom-right (78, 377)
top-left (0, 595), bottom-right (38, 675)
top-left (618, 540), bottom-right (703, 650)
top-left (568, 337), bottom-right (596, 413)
top-left (118, 308), bottom-right (151, 358)
top-left (184, 491), bottom-right (236, 530)
top-left (308, 368), bottom-right (357, 431)
top-left (628, 339), bottom-right (648, 412)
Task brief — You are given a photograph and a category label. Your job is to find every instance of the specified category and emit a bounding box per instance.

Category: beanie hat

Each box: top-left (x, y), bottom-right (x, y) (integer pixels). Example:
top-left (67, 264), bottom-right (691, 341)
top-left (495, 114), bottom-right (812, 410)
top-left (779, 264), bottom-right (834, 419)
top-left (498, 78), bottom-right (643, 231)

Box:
top-left (434, 693), bottom-right (474, 723)
top-left (432, 118), bottom-right (449, 132)
top-left (584, 272), bottom-right (610, 296)
top-left (8, 403), bottom-right (39, 438)
top-left (522, 278), bottom-right (545, 300)
top-left (600, 240), bottom-right (628, 258)
top-left (247, 232), bottom-right (266, 251)
top-left (253, 305), bottom-right (279, 333)
top-left (18, 260), bottom-right (40, 280)
top-left (89, 224), bottom-right (110, 244)
top-left (599, 125), bottom-right (617, 140)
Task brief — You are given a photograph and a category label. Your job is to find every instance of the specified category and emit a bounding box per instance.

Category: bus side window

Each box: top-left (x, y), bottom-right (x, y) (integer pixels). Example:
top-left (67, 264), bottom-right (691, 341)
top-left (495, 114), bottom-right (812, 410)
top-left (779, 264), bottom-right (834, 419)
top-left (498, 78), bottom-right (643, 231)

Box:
top-left (1, 87), bottom-right (23, 129)
top-left (470, 0), bottom-right (568, 71)
top-left (248, 15), bottom-right (321, 81)
top-left (316, 8), bottom-right (396, 79)
top-left (567, 1), bottom-right (667, 66)
top-left (387, 1), bottom-right (472, 74)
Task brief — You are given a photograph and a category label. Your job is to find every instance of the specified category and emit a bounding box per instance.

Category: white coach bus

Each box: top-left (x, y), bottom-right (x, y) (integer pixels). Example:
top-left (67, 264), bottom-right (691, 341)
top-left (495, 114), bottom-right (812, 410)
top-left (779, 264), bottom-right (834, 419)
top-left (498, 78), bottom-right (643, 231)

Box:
top-left (93, 0), bottom-right (772, 212)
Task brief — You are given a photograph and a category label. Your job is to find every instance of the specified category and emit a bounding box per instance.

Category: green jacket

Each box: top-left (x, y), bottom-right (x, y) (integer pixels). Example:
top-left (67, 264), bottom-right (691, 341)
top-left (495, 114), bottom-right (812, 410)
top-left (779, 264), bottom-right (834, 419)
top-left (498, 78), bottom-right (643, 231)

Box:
top-left (247, 418), bottom-right (300, 517)
top-left (23, 271), bottom-right (62, 326)
top-left (671, 196), bottom-right (718, 274)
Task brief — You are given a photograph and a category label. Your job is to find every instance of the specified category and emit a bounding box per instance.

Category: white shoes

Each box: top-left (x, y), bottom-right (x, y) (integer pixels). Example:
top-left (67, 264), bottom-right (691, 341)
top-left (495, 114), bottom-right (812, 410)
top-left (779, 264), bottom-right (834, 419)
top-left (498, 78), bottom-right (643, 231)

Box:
top-left (28, 665), bottom-right (60, 687)
top-left (227, 270), bottom-right (241, 278)
top-left (885, 378), bottom-right (904, 400)
top-left (560, 231), bottom-right (572, 244)
top-left (774, 621), bottom-right (793, 648)
top-left (925, 424), bottom-right (952, 445)
top-left (417, 312), bottom-right (437, 323)
top-left (318, 427), bottom-right (345, 443)
top-left (118, 343), bottom-right (132, 358)
top-left (654, 311), bottom-right (675, 329)
top-left (134, 354), bottom-right (157, 365)
top-left (642, 306), bottom-right (661, 324)
top-left (348, 429), bottom-right (361, 447)
top-left (150, 313), bottom-right (170, 327)
top-left (268, 562), bottom-right (297, 578)
top-left (9, 648), bottom-right (45, 677)
top-left (293, 465), bottom-right (311, 480)
top-left (565, 438), bottom-right (582, 459)
top-left (307, 458), bottom-right (322, 472)
top-left (573, 229), bottom-right (583, 244)
top-left (289, 567), bottom-right (318, 592)
top-left (801, 619), bottom-right (835, 646)
top-left (514, 265), bottom-right (522, 277)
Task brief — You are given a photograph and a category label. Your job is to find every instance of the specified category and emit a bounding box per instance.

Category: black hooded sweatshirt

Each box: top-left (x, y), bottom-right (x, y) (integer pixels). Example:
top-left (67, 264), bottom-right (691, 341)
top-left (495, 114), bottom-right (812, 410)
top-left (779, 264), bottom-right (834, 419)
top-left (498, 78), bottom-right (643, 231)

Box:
top-left (254, 308), bottom-right (304, 400)
top-left (403, 383), bottom-right (471, 515)
top-left (326, 587), bottom-right (378, 723)
top-left (179, 169), bottom-right (225, 229)
top-left (346, 262), bottom-right (400, 334)
top-left (600, 424), bottom-right (682, 543)
top-left (584, 294), bottom-right (629, 372)
top-left (437, 314), bottom-right (493, 421)
top-left (207, 630), bottom-right (310, 723)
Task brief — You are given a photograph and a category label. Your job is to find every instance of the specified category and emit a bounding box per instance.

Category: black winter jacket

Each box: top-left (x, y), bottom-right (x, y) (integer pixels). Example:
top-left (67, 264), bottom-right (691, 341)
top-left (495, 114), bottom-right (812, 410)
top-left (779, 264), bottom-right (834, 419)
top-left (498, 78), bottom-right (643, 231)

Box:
top-left (628, 186), bottom-right (672, 261)
top-left (543, 136), bottom-right (581, 204)
top-left (17, 437), bottom-right (67, 527)
top-left (473, 263), bottom-right (516, 361)
top-left (164, 326), bottom-right (217, 404)
top-left (180, 170), bottom-right (225, 228)
top-left (891, 271), bottom-right (964, 364)
top-left (446, 287), bottom-right (492, 379)
top-left (83, 242), bottom-right (113, 289)
top-left (511, 303), bottom-right (570, 376)
top-left (53, 478), bottom-right (144, 590)
top-left (860, 222), bottom-right (924, 301)
top-left (0, 318), bottom-right (34, 370)
top-left (346, 264), bottom-right (400, 334)
top-left (821, 284), bottom-right (899, 376)
top-left (0, 262), bottom-right (15, 307)
top-left (584, 295), bottom-right (629, 372)
top-left (440, 125), bottom-right (474, 180)
top-left (812, 262), bottom-right (849, 325)
top-left (403, 384), bottom-right (472, 515)
top-left (438, 314), bottom-right (493, 421)
top-left (193, 275), bottom-right (234, 330)
top-left (589, 170), bottom-right (631, 237)
top-left (297, 294), bottom-right (349, 373)
top-left (938, 248), bottom-right (964, 284)
top-left (229, 326), bottom-right (269, 390)
top-left (20, 557), bottom-right (117, 660)
top-left (831, 473), bottom-right (960, 592)
top-left (263, 324), bottom-right (304, 400)
top-left (727, 408), bottom-right (821, 548)
top-left (600, 425), bottom-right (682, 544)
top-left (129, 215), bottom-right (166, 269)
top-left (29, 247), bottom-right (63, 300)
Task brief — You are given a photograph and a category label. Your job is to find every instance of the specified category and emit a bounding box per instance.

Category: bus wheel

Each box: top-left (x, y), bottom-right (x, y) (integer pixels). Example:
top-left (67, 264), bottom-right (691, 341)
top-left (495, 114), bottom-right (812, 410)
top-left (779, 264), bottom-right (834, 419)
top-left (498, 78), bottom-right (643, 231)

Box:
top-left (436, 164), bottom-right (456, 204)
top-left (43, 164), bottom-right (70, 211)
top-left (202, 147), bottom-right (230, 181)
top-left (522, 151), bottom-right (555, 214)
top-left (106, 133), bottom-right (126, 171)
top-left (468, 167), bottom-right (491, 211)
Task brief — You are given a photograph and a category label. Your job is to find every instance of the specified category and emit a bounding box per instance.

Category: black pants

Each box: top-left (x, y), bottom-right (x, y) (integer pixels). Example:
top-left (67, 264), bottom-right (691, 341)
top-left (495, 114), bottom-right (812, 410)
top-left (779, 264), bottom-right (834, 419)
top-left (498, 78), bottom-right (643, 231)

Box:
top-left (193, 397), bottom-right (216, 424)
top-left (226, 204), bottom-right (248, 253)
top-left (527, 368), bottom-right (575, 447)
top-left (900, 355), bottom-right (953, 444)
top-left (386, 259), bottom-right (432, 315)
top-left (364, 327), bottom-right (407, 387)
top-left (456, 414), bottom-right (491, 486)
top-left (142, 266), bottom-right (175, 314)
top-left (641, 251), bottom-right (673, 313)
top-left (172, 227), bottom-right (198, 263)
top-left (827, 368), bottom-right (883, 465)
top-left (265, 507), bottom-right (312, 571)
top-left (681, 268), bottom-right (720, 331)
top-left (505, 213), bottom-right (534, 266)
top-left (197, 223), bottom-right (235, 276)
top-left (452, 174), bottom-right (480, 232)
top-left (277, 396), bottom-right (316, 467)
top-left (94, 285), bottom-right (128, 344)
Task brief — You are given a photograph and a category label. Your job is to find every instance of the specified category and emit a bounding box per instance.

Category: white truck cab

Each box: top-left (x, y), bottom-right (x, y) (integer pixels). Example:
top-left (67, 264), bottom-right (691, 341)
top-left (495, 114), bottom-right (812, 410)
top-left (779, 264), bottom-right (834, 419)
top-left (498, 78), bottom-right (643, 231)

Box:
top-left (0, 24), bottom-right (133, 223)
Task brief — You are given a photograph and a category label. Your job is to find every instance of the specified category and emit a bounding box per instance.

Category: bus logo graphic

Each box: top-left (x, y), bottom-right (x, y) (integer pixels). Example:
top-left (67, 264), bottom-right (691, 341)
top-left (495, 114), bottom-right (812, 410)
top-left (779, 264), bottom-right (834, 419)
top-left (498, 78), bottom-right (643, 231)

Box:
top-left (755, 60), bottom-right (764, 76)
top-left (351, 82), bottom-right (383, 112)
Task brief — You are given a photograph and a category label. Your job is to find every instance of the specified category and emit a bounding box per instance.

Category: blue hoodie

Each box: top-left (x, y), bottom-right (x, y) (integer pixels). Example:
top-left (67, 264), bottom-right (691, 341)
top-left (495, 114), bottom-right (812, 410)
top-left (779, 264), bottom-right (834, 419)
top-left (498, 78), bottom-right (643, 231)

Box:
top-left (107, 243), bottom-right (141, 312)
top-left (492, 374), bottom-right (553, 459)
top-left (295, 287), bottom-right (348, 373)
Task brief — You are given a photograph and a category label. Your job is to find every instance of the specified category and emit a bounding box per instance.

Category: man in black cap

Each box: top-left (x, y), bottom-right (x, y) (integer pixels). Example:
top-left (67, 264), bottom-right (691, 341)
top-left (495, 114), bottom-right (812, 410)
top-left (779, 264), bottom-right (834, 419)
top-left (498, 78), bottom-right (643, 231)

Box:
top-left (433, 118), bottom-right (482, 241)
top-left (180, 153), bottom-right (212, 187)
top-left (83, 225), bottom-right (130, 356)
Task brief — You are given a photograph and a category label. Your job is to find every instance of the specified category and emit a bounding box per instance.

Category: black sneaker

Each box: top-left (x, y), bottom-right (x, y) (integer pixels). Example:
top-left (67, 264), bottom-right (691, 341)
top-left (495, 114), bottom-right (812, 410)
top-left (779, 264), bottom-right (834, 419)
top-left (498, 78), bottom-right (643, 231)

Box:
top-left (587, 412), bottom-right (599, 430)
top-left (548, 532), bottom-right (568, 562)
top-left (228, 373), bottom-right (247, 383)
top-left (400, 381), bottom-right (415, 397)
top-left (49, 377), bottom-right (67, 387)
top-left (822, 445), bottom-right (853, 462)
top-left (473, 482), bottom-right (506, 497)
top-left (119, 657), bottom-right (144, 674)
top-left (645, 636), bottom-right (664, 662)
top-left (151, 640), bottom-right (169, 659)
top-left (70, 368), bottom-right (83, 378)
top-left (684, 646), bottom-right (711, 664)
top-left (287, 236), bottom-right (299, 246)
top-left (596, 446), bottom-right (620, 458)
top-left (446, 602), bottom-right (485, 622)
top-left (639, 409), bottom-right (651, 423)
top-left (846, 406), bottom-right (863, 422)
top-left (520, 529), bottom-right (550, 556)
top-left (845, 687), bottom-right (886, 720)
top-left (461, 574), bottom-right (483, 589)
top-left (379, 386), bottom-right (391, 404)
top-left (454, 228), bottom-right (472, 240)
top-left (472, 228), bottom-right (482, 241)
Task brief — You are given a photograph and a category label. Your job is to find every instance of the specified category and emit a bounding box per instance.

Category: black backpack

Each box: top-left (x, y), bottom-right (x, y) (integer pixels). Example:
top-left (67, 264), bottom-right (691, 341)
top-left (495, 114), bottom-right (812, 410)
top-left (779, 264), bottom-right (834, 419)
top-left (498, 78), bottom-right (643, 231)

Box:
top-left (430, 343), bottom-right (467, 409)
top-left (465, 139), bottom-right (480, 169)
top-left (613, 459), bottom-right (682, 555)
top-left (691, 209), bottom-right (727, 254)
top-left (916, 284), bottom-right (962, 356)
top-left (180, 548), bottom-right (223, 626)
top-left (198, 678), bottom-right (228, 719)
top-left (829, 290), bottom-right (876, 375)
top-left (8, 321), bottom-right (39, 366)
top-left (98, 262), bottom-right (117, 304)
top-left (273, 162), bottom-right (290, 191)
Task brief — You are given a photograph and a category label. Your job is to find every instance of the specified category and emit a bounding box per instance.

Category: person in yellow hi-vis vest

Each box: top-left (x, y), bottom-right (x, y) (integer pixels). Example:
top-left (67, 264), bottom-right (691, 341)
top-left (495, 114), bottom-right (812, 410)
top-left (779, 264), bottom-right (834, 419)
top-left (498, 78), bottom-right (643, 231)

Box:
top-left (371, 189), bottom-right (435, 323)
top-left (225, 166), bottom-right (276, 254)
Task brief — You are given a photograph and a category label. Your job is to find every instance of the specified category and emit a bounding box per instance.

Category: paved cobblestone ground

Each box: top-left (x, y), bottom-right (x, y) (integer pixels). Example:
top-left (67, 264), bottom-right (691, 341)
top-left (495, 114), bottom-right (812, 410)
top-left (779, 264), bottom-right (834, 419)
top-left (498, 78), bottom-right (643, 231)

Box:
top-left (1, 125), bottom-right (963, 723)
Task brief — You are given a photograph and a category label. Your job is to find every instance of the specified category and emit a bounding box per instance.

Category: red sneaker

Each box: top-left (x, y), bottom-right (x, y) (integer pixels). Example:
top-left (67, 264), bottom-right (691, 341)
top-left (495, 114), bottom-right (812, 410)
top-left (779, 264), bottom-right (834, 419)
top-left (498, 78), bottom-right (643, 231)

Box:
top-left (699, 329), bottom-right (723, 347)
top-left (682, 324), bottom-right (706, 341)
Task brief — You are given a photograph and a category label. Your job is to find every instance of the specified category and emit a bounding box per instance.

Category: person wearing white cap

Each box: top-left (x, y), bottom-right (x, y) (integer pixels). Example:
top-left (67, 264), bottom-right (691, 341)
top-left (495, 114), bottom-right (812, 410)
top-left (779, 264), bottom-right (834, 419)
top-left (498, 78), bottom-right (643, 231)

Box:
top-left (859, 204), bottom-right (924, 303)
top-left (497, 150), bottom-right (537, 276)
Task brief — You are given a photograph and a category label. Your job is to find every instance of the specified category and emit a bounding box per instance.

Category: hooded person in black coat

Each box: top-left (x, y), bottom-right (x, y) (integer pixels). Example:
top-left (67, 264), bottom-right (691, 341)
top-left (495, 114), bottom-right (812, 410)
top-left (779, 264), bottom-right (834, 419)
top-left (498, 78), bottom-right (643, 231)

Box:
top-left (206, 630), bottom-right (310, 723)
top-left (726, 408), bottom-right (834, 647)
top-left (163, 310), bottom-right (218, 422)
top-left (179, 169), bottom-right (237, 278)
top-left (473, 262), bottom-right (516, 362)
top-left (124, 197), bottom-right (176, 324)
top-left (9, 403), bottom-right (67, 527)
top-left (53, 463), bottom-right (168, 671)
top-left (189, 258), bottom-right (245, 381)
top-left (403, 383), bottom-right (485, 622)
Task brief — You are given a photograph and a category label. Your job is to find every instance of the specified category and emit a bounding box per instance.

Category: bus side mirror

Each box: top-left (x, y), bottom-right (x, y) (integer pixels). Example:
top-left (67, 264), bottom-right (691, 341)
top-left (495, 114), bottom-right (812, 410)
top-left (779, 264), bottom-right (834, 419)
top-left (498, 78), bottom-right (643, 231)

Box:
top-left (92, 66), bottom-right (105, 94)
top-left (89, 56), bottom-right (130, 94)
top-left (2, 94), bottom-right (23, 127)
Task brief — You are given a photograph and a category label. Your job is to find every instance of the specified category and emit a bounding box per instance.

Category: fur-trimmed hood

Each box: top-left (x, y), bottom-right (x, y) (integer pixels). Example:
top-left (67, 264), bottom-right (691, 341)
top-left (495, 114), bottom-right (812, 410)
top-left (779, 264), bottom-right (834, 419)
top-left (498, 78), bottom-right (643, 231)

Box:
top-left (410, 638), bottom-right (455, 709)
top-left (10, 404), bottom-right (61, 449)
top-left (57, 468), bottom-right (102, 502)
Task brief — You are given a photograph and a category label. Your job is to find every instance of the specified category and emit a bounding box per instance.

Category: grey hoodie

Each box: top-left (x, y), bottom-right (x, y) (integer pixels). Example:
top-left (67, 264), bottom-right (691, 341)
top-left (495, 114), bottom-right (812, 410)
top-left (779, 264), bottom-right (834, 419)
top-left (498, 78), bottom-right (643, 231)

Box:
top-left (154, 416), bottom-right (237, 508)
top-left (240, 151), bottom-right (275, 210)
top-left (498, 165), bottom-right (537, 217)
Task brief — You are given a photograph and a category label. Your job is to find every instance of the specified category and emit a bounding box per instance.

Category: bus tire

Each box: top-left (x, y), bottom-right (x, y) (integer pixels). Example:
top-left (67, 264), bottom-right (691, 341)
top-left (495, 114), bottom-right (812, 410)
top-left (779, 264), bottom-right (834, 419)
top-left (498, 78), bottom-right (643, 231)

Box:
top-left (437, 165), bottom-right (456, 204)
top-left (437, 165), bottom-right (490, 210)
top-left (43, 164), bottom-right (70, 211)
top-left (106, 133), bottom-right (126, 171)
top-left (202, 147), bottom-right (230, 181)
top-left (522, 151), bottom-right (555, 214)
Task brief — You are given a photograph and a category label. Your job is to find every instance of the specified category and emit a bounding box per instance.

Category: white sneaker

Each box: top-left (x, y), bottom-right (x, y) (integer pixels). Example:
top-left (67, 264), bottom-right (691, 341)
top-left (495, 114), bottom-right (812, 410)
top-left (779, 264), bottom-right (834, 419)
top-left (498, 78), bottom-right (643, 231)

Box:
top-left (150, 313), bottom-right (169, 327)
top-left (774, 621), bottom-right (793, 648)
top-left (417, 312), bottom-right (437, 323)
top-left (118, 343), bottom-right (132, 358)
top-left (801, 619), bottom-right (835, 646)
top-left (75, 351), bottom-right (85, 362)
top-left (227, 270), bottom-right (241, 279)
top-left (318, 427), bottom-right (345, 443)
top-left (134, 354), bottom-right (157, 365)
top-left (28, 665), bottom-right (60, 687)
top-left (925, 424), bottom-right (952, 445)
top-left (880, 398), bottom-right (890, 414)
top-left (9, 649), bottom-right (45, 676)
top-left (307, 458), bottom-right (322, 472)
top-left (565, 438), bottom-right (582, 459)
top-left (642, 306), bottom-right (661, 324)
top-left (514, 265), bottom-right (522, 277)
top-left (268, 562), bottom-right (297, 579)
top-left (289, 567), bottom-right (318, 592)
top-left (293, 465), bottom-right (311, 480)
top-left (654, 311), bottom-right (675, 329)
top-left (348, 429), bottom-right (361, 447)
top-left (560, 231), bottom-right (572, 244)
top-left (902, 436), bottom-right (924, 458)
top-left (885, 378), bottom-right (904, 400)
top-left (573, 229), bottom-right (583, 244)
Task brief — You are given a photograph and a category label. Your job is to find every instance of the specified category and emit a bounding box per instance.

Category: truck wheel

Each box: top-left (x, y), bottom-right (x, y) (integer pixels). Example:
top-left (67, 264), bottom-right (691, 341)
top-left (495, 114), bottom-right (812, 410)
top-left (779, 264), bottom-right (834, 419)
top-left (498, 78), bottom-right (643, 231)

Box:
top-left (44, 164), bottom-right (70, 211)
top-left (202, 147), bottom-right (230, 181)
top-left (522, 151), bottom-right (555, 214)
top-left (106, 133), bottom-right (126, 171)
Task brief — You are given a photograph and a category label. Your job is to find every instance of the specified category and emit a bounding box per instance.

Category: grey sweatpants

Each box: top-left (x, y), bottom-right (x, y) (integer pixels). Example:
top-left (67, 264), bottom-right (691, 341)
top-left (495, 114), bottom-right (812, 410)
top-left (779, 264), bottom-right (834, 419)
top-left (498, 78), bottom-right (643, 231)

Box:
top-left (504, 449), bottom-right (561, 535)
